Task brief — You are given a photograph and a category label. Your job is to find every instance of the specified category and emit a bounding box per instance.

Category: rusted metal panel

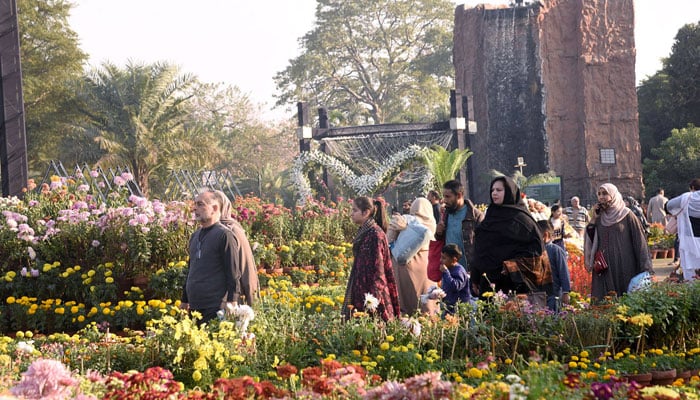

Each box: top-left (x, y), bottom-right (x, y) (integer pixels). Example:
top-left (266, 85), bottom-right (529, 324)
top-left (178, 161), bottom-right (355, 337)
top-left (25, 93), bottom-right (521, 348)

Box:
top-left (0, 0), bottom-right (29, 197)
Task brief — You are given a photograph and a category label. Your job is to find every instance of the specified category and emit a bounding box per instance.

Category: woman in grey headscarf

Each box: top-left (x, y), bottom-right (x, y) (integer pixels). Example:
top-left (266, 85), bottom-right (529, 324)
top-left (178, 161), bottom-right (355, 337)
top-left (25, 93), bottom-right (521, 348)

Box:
top-left (584, 183), bottom-right (653, 300)
top-left (387, 197), bottom-right (438, 315)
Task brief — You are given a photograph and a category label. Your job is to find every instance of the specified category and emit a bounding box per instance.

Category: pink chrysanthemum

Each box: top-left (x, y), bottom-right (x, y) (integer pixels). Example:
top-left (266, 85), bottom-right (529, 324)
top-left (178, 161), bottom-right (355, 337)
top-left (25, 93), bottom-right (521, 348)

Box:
top-left (11, 358), bottom-right (78, 399)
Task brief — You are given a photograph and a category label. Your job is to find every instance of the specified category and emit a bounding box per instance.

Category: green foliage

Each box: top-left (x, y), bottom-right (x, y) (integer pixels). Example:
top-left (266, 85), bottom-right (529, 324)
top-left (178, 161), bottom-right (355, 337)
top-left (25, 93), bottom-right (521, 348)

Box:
top-left (643, 124), bottom-right (700, 196)
top-left (423, 145), bottom-right (473, 190)
top-left (274, 0), bottom-right (454, 124)
top-left (73, 61), bottom-right (196, 196)
top-left (17, 0), bottom-right (88, 174)
top-left (637, 21), bottom-right (700, 162)
top-left (185, 82), bottom-right (298, 203)
top-left (666, 22), bottom-right (700, 129)
top-left (618, 281), bottom-right (700, 350)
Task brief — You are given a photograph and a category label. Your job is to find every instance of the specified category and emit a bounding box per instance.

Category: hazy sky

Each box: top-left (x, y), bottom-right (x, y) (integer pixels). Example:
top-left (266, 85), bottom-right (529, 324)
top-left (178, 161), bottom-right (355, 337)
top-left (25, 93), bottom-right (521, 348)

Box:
top-left (68, 0), bottom-right (699, 121)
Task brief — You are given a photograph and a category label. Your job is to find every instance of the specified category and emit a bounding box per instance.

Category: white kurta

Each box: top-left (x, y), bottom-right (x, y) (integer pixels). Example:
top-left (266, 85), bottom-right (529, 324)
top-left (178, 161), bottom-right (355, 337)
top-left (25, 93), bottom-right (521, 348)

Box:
top-left (667, 192), bottom-right (700, 281)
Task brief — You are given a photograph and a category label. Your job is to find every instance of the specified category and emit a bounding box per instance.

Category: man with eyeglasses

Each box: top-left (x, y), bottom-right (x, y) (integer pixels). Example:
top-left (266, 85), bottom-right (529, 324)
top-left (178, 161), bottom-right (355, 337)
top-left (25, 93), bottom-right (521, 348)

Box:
top-left (180, 189), bottom-right (242, 323)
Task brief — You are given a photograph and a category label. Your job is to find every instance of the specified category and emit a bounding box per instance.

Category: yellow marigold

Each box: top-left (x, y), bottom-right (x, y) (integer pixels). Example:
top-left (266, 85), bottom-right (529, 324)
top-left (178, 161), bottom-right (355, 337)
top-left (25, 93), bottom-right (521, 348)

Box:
top-left (467, 367), bottom-right (483, 379)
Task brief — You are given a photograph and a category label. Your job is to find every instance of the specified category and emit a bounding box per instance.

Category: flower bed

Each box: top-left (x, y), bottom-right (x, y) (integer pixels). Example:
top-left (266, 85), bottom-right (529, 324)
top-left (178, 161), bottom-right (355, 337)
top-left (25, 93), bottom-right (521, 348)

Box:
top-left (2, 179), bottom-right (700, 397)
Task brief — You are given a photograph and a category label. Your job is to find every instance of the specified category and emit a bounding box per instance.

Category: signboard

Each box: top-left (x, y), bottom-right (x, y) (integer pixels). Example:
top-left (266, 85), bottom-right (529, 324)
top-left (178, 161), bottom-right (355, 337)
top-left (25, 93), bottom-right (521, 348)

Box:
top-left (524, 179), bottom-right (561, 205)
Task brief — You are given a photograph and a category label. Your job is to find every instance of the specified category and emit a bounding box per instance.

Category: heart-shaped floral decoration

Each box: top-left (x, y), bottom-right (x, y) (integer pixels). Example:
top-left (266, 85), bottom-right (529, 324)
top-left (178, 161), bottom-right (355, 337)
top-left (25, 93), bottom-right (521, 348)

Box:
top-left (291, 145), bottom-right (431, 202)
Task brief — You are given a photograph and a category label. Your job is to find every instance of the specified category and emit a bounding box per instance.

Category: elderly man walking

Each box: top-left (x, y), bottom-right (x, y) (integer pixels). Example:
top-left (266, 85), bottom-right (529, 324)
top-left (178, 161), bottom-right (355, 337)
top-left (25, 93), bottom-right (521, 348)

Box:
top-left (647, 188), bottom-right (668, 225)
top-left (181, 189), bottom-right (243, 323)
top-left (564, 196), bottom-right (589, 238)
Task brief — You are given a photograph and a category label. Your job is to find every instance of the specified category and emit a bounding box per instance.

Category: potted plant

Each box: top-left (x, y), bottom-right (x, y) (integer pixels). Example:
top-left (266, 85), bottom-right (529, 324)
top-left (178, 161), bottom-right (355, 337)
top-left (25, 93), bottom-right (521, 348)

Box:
top-left (607, 349), bottom-right (652, 385)
top-left (645, 348), bottom-right (680, 385)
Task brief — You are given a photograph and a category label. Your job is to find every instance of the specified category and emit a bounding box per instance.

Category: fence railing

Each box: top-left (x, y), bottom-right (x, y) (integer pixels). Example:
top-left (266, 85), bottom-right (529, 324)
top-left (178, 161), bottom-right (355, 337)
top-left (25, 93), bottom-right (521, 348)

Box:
top-left (38, 161), bottom-right (241, 202)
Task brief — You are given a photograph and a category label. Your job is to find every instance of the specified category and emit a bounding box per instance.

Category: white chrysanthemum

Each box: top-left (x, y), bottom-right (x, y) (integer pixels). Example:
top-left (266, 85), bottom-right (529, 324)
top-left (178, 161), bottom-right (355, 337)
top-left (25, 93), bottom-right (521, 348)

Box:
top-left (364, 293), bottom-right (379, 312)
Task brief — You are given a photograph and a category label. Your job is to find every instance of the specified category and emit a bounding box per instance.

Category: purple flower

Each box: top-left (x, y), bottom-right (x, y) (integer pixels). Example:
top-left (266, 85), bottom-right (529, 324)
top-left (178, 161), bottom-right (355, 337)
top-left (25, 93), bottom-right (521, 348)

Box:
top-left (135, 213), bottom-right (149, 225)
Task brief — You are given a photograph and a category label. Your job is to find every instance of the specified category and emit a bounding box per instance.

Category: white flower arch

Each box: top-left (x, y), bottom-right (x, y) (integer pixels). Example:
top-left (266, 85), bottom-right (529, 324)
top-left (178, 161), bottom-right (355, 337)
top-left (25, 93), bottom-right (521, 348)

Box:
top-left (291, 144), bottom-right (432, 203)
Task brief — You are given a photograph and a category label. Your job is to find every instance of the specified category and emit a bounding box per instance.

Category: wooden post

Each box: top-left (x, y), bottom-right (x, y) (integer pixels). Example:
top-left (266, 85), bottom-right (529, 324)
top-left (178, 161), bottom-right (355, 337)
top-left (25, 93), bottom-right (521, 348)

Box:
top-left (450, 90), bottom-right (469, 198)
top-left (317, 107), bottom-right (335, 199)
top-left (297, 102), bottom-right (311, 152)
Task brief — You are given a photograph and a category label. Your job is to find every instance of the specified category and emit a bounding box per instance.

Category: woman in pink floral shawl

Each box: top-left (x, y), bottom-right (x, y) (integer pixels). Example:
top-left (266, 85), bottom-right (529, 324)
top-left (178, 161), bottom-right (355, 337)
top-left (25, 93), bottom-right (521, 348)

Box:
top-left (342, 196), bottom-right (400, 321)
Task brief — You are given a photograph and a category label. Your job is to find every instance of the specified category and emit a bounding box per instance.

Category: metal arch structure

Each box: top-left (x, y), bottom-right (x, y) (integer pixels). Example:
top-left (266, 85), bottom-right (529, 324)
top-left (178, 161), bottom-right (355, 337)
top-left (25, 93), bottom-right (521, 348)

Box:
top-left (0, 0), bottom-right (28, 198)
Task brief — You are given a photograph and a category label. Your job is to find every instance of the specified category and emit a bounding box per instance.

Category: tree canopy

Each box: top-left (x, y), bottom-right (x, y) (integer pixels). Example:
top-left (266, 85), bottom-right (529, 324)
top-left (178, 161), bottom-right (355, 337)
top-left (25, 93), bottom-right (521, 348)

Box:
top-left (638, 21), bottom-right (700, 160)
top-left (17, 0), bottom-right (87, 174)
top-left (274, 0), bottom-right (454, 125)
top-left (642, 125), bottom-right (700, 198)
top-left (73, 61), bottom-right (196, 196)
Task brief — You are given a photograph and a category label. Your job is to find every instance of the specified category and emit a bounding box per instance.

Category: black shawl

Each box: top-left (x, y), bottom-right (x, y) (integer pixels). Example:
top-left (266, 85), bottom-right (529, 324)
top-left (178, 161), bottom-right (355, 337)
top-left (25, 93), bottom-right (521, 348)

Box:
top-left (473, 177), bottom-right (544, 291)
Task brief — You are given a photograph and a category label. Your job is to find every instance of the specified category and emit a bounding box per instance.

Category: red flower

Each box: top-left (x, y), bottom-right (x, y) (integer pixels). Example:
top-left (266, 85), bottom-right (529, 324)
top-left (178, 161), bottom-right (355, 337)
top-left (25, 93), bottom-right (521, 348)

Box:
top-left (312, 378), bottom-right (335, 395)
top-left (276, 363), bottom-right (298, 379)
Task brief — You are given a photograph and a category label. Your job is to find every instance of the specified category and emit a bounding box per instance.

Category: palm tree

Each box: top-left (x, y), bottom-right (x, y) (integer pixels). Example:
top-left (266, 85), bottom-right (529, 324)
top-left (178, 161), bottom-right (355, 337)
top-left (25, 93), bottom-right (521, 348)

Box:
top-left (488, 169), bottom-right (558, 190)
top-left (75, 61), bottom-right (196, 196)
top-left (423, 145), bottom-right (473, 190)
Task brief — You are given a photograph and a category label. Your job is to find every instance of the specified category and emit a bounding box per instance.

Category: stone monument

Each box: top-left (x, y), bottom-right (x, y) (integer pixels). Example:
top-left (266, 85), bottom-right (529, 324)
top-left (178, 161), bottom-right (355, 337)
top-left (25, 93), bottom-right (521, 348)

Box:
top-left (454, 0), bottom-right (641, 205)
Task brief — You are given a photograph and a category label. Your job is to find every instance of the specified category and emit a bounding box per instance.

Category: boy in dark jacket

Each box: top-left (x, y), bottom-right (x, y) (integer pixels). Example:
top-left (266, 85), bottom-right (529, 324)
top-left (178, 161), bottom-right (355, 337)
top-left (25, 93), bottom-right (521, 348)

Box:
top-left (440, 243), bottom-right (472, 315)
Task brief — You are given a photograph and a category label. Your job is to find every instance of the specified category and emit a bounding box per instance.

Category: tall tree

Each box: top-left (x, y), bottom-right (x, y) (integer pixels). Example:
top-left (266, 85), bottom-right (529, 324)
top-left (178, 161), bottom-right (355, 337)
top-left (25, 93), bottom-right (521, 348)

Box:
top-left (184, 82), bottom-right (297, 201)
top-left (17, 0), bottom-right (87, 174)
top-left (637, 21), bottom-right (700, 159)
top-left (274, 0), bottom-right (454, 125)
top-left (665, 22), bottom-right (700, 128)
top-left (74, 61), bottom-right (195, 196)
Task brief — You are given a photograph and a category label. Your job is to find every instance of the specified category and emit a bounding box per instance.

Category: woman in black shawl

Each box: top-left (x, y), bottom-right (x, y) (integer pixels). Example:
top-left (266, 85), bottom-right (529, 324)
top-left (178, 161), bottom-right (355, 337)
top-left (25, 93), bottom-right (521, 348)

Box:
top-left (472, 176), bottom-right (551, 297)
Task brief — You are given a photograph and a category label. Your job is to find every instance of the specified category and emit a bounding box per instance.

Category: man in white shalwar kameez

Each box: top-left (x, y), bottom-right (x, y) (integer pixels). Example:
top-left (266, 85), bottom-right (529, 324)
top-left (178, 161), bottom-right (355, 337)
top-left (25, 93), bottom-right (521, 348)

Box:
top-left (666, 179), bottom-right (700, 281)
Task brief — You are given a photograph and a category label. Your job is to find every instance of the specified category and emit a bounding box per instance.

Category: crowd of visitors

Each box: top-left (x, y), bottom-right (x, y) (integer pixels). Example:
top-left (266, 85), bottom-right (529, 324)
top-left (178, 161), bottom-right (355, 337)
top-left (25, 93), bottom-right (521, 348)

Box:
top-left (181, 177), bottom-right (698, 323)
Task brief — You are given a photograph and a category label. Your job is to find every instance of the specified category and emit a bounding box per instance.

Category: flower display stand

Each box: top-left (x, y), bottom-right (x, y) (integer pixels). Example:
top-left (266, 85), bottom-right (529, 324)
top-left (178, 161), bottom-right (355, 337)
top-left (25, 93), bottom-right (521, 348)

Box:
top-left (650, 369), bottom-right (676, 385)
